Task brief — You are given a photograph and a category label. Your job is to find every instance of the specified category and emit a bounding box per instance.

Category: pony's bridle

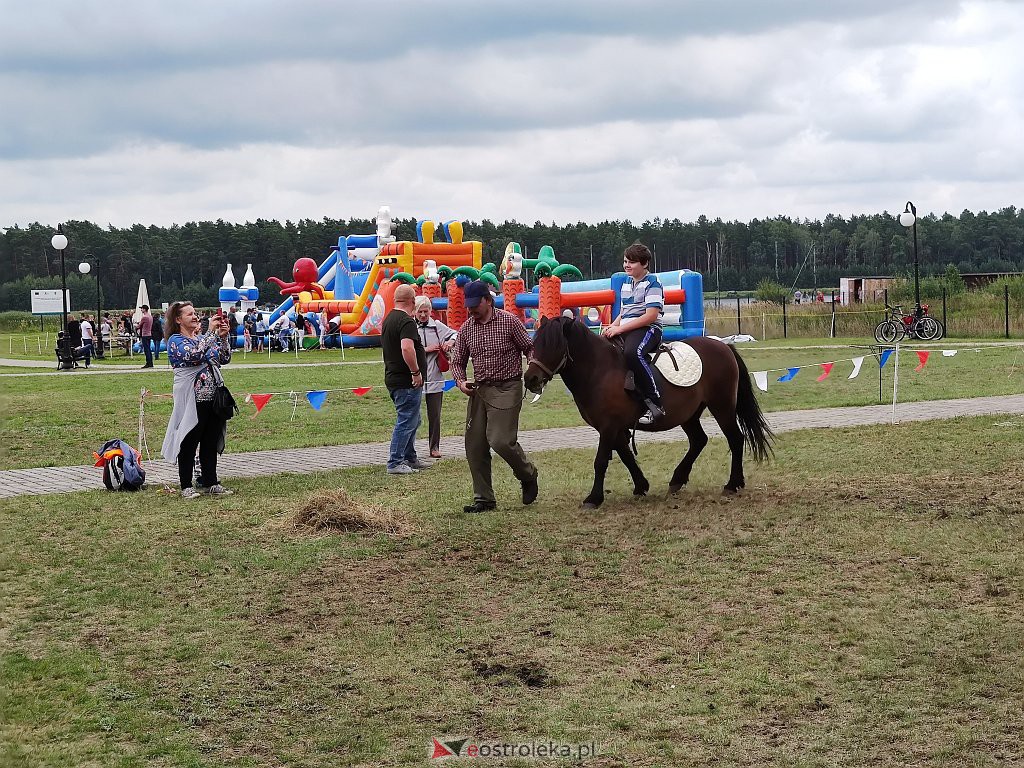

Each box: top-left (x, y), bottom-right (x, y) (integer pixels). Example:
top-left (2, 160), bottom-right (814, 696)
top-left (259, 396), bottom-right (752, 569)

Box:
top-left (529, 349), bottom-right (570, 386)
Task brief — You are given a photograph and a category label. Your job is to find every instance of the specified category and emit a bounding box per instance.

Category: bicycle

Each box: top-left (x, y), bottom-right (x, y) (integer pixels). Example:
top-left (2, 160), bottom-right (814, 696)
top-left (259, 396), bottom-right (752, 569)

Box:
top-left (873, 304), bottom-right (945, 343)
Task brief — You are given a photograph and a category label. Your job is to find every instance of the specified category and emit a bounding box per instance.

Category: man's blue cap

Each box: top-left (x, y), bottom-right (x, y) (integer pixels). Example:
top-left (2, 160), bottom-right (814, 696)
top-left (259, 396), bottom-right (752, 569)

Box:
top-left (464, 280), bottom-right (492, 308)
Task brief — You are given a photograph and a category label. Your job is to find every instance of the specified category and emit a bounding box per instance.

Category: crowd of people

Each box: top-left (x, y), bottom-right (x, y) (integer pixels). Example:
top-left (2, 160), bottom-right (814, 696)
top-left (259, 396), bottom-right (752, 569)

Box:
top-left (158, 245), bottom-right (668, 510)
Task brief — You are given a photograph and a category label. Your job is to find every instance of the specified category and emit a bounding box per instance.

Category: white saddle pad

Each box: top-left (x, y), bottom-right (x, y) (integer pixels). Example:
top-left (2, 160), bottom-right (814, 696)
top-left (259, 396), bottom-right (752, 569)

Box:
top-left (653, 342), bottom-right (702, 387)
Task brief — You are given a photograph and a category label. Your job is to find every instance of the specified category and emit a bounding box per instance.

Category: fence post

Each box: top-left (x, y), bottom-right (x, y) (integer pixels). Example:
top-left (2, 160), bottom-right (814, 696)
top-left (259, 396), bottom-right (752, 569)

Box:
top-left (782, 296), bottom-right (787, 339)
top-left (1006, 284), bottom-right (1010, 339)
top-left (942, 286), bottom-right (947, 334)
top-left (883, 288), bottom-right (888, 308)
top-left (830, 291), bottom-right (837, 338)
top-left (736, 295), bottom-right (741, 335)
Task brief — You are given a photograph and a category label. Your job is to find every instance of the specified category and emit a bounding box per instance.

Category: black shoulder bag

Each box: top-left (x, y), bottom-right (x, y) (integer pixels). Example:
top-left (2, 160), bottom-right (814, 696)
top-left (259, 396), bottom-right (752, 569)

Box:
top-left (200, 362), bottom-right (238, 420)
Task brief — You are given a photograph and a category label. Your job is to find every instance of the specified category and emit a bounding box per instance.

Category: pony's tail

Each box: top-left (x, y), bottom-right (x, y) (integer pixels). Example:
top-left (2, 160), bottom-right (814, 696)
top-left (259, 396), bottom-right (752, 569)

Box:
top-left (731, 346), bottom-right (775, 462)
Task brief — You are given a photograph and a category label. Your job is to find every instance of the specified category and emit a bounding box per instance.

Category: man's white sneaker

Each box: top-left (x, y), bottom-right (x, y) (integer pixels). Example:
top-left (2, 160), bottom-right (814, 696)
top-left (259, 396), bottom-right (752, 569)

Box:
top-left (387, 464), bottom-right (417, 475)
top-left (205, 484), bottom-right (234, 496)
top-left (181, 487), bottom-right (202, 500)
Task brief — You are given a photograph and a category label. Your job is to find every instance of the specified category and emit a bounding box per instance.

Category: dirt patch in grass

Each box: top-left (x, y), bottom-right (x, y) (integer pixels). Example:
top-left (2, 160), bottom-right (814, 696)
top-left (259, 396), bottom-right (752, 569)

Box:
top-left (463, 645), bottom-right (557, 688)
top-left (821, 468), bottom-right (1024, 519)
top-left (285, 488), bottom-right (416, 536)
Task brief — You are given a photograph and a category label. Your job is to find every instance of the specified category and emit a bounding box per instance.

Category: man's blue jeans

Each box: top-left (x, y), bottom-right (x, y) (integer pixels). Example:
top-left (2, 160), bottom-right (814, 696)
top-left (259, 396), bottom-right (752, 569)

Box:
top-left (388, 386), bottom-right (422, 469)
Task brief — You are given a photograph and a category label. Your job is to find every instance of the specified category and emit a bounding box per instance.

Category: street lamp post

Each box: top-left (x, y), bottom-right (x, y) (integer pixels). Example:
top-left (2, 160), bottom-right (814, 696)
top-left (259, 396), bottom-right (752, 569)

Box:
top-left (899, 201), bottom-right (921, 314)
top-left (79, 257), bottom-right (102, 358)
top-left (51, 229), bottom-right (70, 356)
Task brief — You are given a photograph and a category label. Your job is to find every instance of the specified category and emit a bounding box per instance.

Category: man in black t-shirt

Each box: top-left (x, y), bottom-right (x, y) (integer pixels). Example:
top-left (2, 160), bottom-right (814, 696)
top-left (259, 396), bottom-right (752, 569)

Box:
top-left (381, 284), bottom-right (428, 475)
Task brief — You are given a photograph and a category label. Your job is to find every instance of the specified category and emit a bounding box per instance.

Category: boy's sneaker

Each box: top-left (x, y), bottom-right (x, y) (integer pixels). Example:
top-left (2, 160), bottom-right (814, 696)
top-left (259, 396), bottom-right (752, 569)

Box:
top-left (407, 458), bottom-right (433, 470)
top-left (205, 484), bottom-right (234, 496)
top-left (181, 487), bottom-right (202, 500)
top-left (387, 464), bottom-right (417, 475)
top-left (638, 401), bottom-right (665, 426)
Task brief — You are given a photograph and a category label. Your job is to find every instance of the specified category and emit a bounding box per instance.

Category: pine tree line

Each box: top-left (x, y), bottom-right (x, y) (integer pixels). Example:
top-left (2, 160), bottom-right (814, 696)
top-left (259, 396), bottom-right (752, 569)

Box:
top-left (1, 207), bottom-right (1022, 311)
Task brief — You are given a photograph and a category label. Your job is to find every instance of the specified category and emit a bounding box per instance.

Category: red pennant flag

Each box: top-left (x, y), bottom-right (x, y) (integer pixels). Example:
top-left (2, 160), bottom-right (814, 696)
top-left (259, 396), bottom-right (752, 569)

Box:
top-left (251, 393), bottom-right (273, 413)
top-left (816, 362), bottom-right (834, 382)
top-left (914, 350), bottom-right (930, 372)
top-left (352, 386), bottom-right (372, 396)
top-left (431, 738), bottom-right (456, 759)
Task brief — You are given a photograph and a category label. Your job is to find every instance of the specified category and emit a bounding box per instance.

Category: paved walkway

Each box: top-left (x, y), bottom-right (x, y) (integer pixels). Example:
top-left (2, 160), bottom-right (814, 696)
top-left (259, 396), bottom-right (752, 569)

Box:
top-left (0, 357), bottom-right (377, 376)
top-left (2, 394), bottom-right (1023, 499)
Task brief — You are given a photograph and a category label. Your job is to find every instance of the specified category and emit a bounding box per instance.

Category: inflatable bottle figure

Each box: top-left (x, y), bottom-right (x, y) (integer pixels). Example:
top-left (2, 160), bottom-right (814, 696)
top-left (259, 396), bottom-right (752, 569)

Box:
top-left (219, 264), bottom-right (240, 312)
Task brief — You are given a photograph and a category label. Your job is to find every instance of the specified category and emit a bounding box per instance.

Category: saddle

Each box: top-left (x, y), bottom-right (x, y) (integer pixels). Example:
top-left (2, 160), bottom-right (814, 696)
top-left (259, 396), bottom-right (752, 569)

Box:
top-left (622, 341), bottom-right (702, 391)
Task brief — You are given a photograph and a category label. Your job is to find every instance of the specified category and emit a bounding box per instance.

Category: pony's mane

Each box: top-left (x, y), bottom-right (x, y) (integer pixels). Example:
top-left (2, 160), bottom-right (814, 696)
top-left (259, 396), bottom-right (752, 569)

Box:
top-left (534, 316), bottom-right (615, 358)
top-left (565, 317), bottom-right (614, 351)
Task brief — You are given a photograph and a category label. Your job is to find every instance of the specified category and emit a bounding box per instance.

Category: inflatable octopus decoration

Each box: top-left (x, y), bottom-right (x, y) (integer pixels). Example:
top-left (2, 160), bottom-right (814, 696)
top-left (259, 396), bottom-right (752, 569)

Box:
top-left (268, 257), bottom-right (327, 300)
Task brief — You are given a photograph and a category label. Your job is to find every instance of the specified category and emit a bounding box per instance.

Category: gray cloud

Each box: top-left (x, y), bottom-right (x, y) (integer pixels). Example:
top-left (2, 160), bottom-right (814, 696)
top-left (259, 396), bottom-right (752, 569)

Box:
top-left (0, 0), bottom-right (1020, 227)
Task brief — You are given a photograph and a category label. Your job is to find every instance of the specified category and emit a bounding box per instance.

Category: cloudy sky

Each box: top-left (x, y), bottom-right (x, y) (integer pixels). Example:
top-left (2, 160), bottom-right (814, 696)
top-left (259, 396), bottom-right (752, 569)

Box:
top-left (2, 0), bottom-right (1022, 229)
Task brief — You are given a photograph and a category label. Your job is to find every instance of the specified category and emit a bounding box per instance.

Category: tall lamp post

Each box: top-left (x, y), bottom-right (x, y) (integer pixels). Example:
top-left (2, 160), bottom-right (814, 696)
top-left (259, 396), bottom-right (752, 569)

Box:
top-left (51, 230), bottom-right (70, 354)
top-left (79, 256), bottom-right (102, 357)
top-left (898, 201), bottom-right (921, 314)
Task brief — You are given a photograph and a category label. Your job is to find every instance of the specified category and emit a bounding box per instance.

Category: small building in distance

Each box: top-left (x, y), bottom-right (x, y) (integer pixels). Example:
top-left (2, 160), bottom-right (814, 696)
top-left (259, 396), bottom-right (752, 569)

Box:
top-left (840, 271), bottom-right (1024, 305)
top-left (960, 271), bottom-right (1024, 288)
top-left (839, 276), bottom-right (893, 305)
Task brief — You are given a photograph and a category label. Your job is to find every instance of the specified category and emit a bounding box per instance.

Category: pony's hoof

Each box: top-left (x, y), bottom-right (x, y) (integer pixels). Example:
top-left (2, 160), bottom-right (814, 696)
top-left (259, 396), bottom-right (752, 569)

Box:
top-left (722, 486), bottom-right (740, 495)
top-left (581, 500), bottom-right (601, 510)
top-left (668, 482), bottom-right (684, 494)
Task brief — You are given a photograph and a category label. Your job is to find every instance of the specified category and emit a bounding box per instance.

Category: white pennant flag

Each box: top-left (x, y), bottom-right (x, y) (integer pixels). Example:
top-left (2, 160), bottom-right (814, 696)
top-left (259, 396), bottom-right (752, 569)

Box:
top-left (849, 356), bottom-right (865, 379)
top-left (942, 349), bottom-right (958, 357)
top-left (753, 370), bottom-right (769, 392)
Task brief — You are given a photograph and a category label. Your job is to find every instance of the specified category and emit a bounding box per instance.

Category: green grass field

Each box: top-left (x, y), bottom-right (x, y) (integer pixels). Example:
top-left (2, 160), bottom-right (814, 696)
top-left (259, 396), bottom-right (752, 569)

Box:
top-left (2, 339), bottom-right (1023, 470)
top-left (2, 416), bottom-right (1022, 766)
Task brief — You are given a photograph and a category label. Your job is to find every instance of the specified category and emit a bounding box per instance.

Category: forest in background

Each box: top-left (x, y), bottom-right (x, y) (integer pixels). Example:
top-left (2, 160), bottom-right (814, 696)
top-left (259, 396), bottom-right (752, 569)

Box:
top-left (1, 207), bottom-right (1022, 311)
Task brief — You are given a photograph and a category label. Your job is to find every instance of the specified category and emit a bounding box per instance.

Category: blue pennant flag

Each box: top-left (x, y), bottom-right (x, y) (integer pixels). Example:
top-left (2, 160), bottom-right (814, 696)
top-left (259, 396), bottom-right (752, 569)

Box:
top-left (442, 379), bottom-right (458, 392)
top-left (777, 367), bottom-right (800, 383)
top-left (306, 390), bottom-right (328, 410)
top-left (879, 349), bottom-right (894, 368)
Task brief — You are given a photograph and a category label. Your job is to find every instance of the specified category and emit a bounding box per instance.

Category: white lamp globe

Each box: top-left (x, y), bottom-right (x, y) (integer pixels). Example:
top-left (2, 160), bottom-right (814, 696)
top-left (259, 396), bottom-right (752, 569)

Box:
top-left (51, 233), bottom-right (68, 250)
top-left (898, 211), bottom-right (916, 228)
top-left (78, 262), bottom-right (91, 275)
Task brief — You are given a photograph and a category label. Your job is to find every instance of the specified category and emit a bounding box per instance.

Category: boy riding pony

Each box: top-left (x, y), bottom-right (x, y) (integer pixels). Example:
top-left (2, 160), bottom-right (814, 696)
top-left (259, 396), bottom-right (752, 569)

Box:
top-left (602, 243), bottom-right (665, 426)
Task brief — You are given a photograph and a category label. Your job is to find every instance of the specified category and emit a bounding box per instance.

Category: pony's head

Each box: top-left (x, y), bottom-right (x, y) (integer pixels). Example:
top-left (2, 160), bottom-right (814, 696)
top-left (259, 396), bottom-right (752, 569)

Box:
top-left (524, 315), bottom-right (574, 394)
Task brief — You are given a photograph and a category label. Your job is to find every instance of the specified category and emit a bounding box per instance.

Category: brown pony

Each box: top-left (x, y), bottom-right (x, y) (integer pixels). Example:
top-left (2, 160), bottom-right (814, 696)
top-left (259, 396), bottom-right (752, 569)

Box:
top-left (524, 316), bottom-right (773, 508)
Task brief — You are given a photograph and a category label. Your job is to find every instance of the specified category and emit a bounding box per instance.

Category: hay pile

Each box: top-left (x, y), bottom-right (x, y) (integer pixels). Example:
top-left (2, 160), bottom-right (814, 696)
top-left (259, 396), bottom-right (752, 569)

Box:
top-left (289, 488), bottom-right (415, 536)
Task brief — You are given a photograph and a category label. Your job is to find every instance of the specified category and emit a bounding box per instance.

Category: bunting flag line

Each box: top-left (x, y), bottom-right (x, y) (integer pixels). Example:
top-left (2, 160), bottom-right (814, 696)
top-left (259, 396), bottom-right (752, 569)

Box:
top-left (942, 349), bottom-right (958, 357)
top-left (777, 367), bottom-right (800, 383)
top-left (914, 351), bottom-right (930, 373)
top-left (816, 362), bottom-right (834, 382)
top-left (879, 349), bottom-right (894, 368)
top-left (753, 370), bottom-right (769, 392)
top-left (306, 390), bottom-right (328, 410)
top-left (352, 386), bottom-right (373, 396)
top-left (442, 379), bottom-right (458, 392)
top-left (251, 393), bottom-right (273, 414)
top-left (849, 356), bottom-right (864, 379)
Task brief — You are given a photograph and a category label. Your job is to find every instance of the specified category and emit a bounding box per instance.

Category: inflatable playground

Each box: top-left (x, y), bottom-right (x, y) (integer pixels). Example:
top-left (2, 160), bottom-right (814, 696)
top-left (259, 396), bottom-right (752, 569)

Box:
top-left (214, 206), bottom-right (706, 348)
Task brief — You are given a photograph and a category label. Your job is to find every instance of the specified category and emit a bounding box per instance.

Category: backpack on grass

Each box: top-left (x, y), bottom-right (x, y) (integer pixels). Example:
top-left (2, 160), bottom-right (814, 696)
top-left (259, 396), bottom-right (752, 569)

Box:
top-left (93, 439), bottom-right (146, 491)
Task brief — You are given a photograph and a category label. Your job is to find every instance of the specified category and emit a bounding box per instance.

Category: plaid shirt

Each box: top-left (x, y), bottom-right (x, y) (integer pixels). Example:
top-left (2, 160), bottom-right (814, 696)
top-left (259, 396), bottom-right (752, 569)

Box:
top-left (451, 308), bottom-right (533, 384)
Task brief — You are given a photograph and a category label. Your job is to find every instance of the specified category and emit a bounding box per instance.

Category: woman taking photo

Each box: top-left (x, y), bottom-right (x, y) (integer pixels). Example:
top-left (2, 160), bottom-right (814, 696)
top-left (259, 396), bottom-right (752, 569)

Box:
top-left (161, 302), bottom-right (234, 498)
top-left (414, 295), bottom-right (457, 458)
